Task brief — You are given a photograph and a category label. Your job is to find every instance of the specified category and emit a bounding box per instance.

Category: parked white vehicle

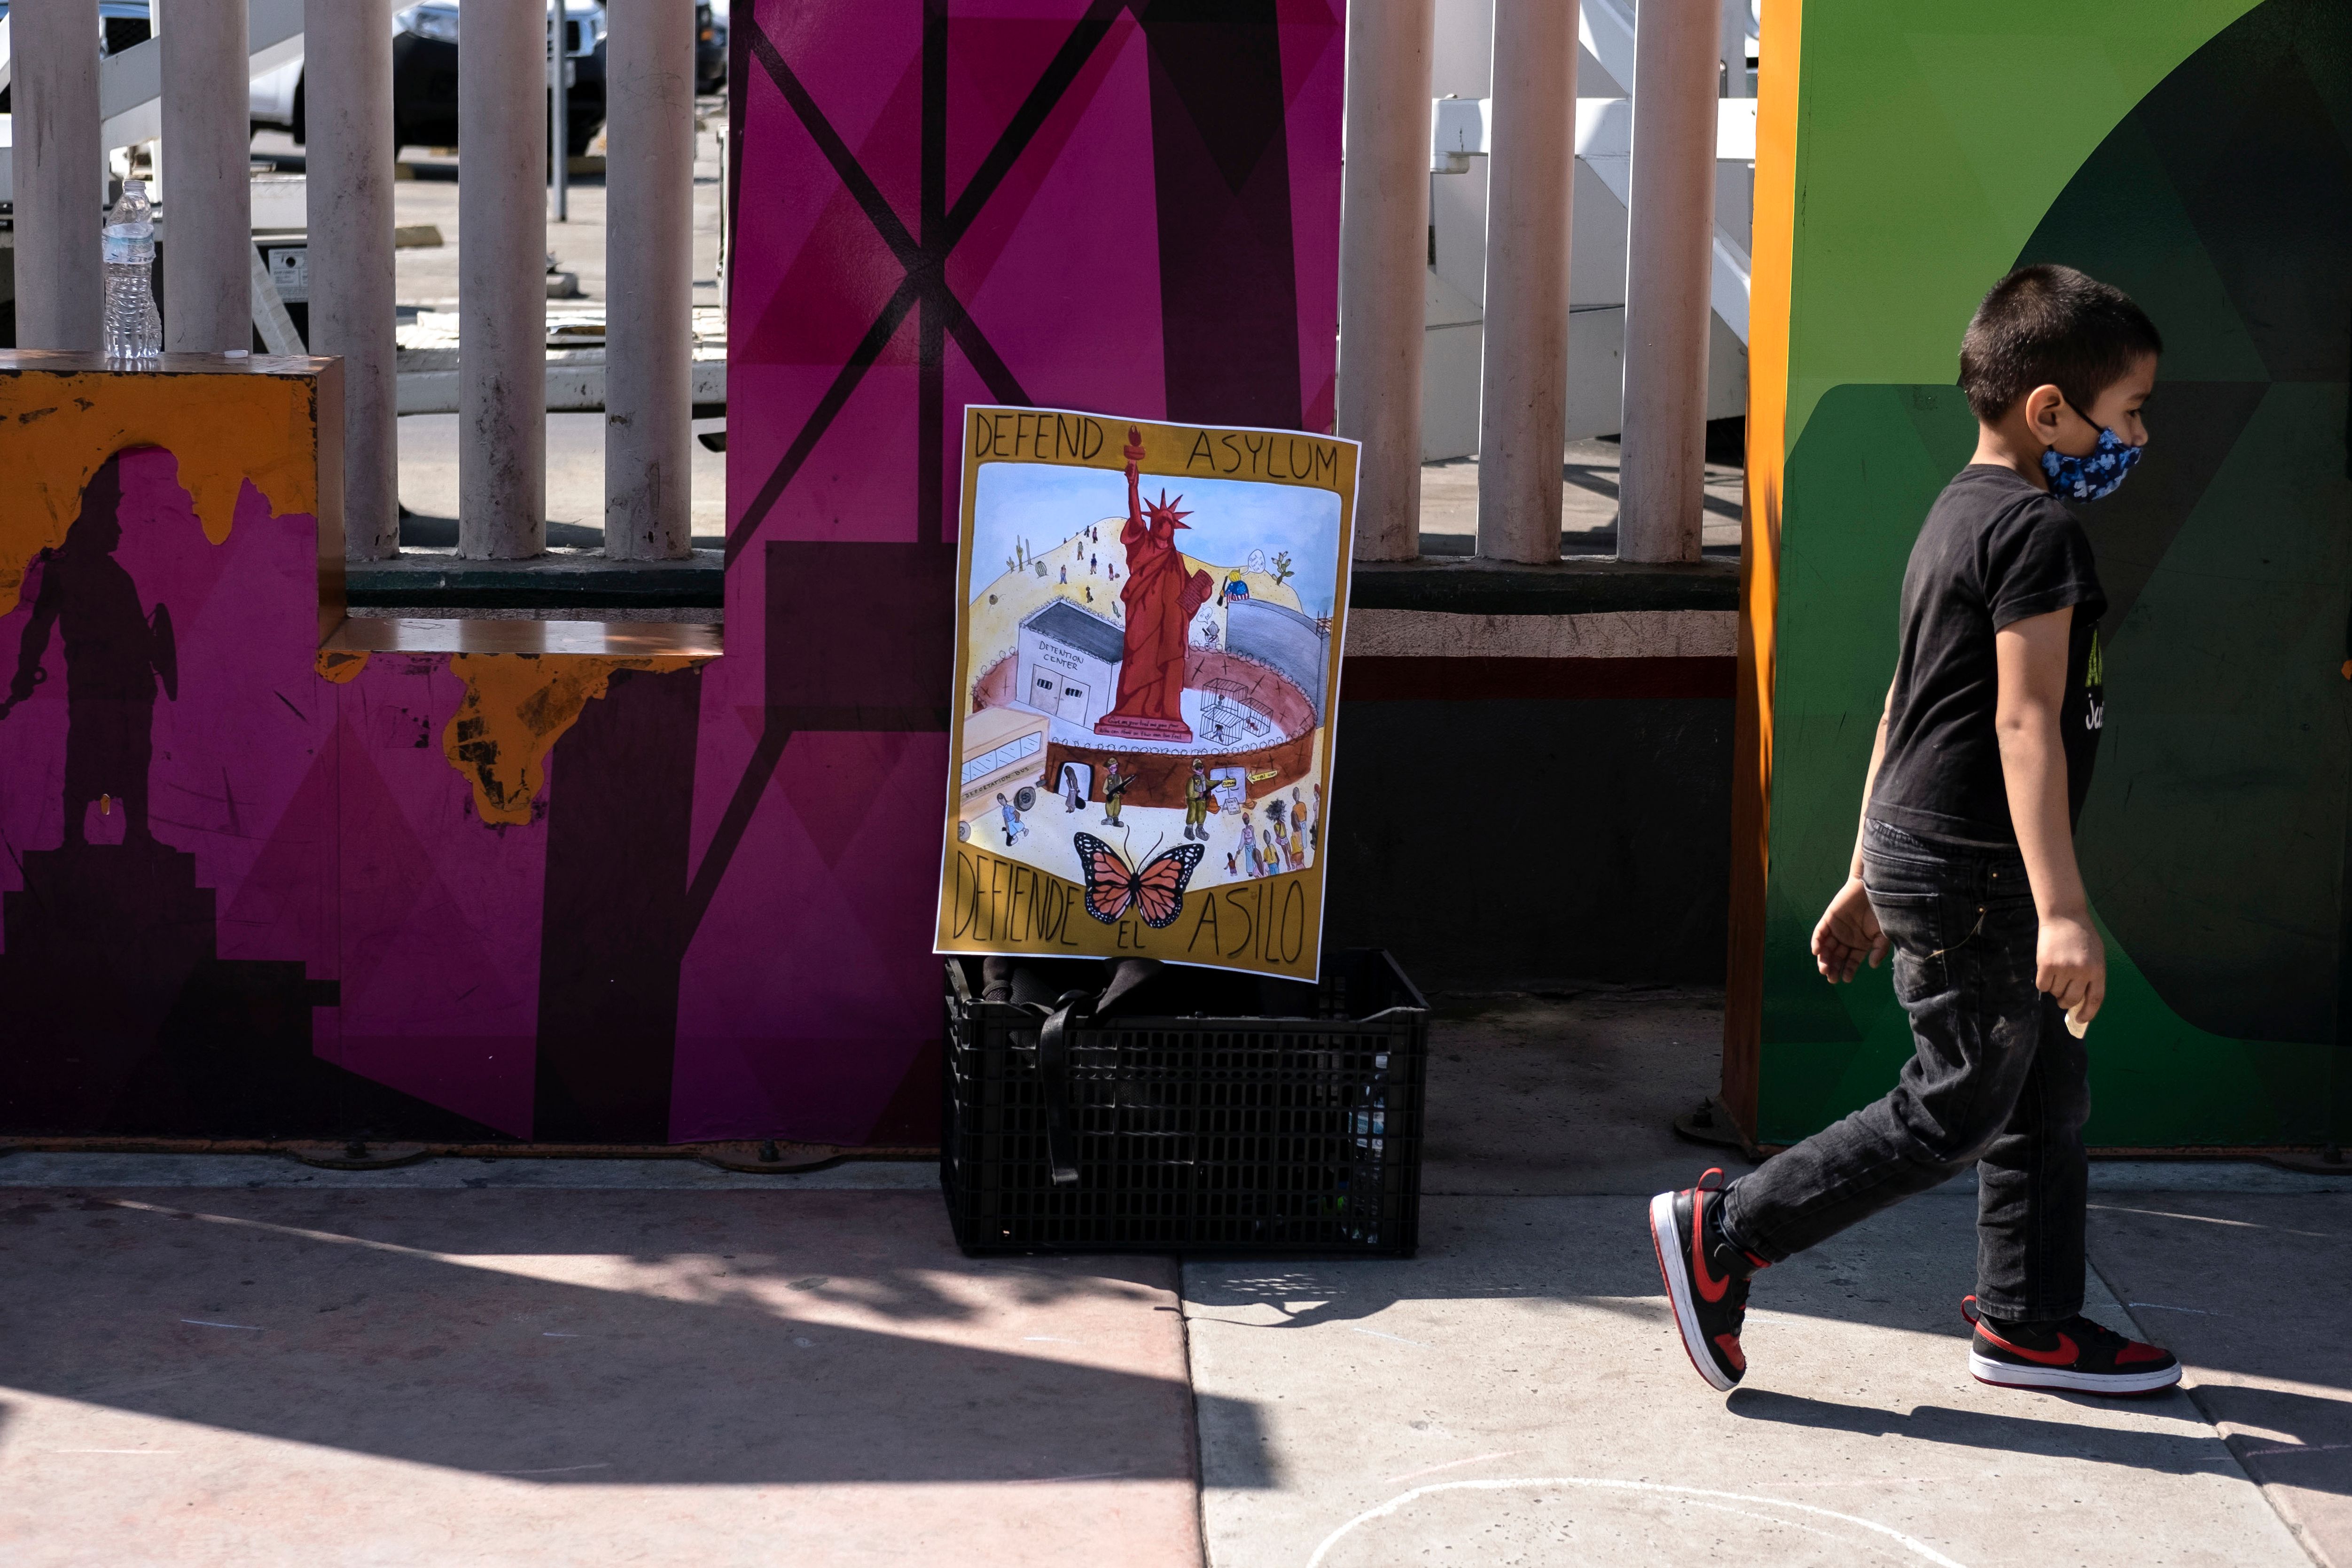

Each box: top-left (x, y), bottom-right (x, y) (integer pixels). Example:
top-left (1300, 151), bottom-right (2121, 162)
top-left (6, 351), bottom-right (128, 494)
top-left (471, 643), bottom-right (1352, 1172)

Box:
top-left (248, 41), bottom-right (303, 134)
top-left (251, 0), bottom-right (610, 152)
top-left (247, 0), bottom-right (725, 145)
top-left (0, 2), bottom-right (611, 154)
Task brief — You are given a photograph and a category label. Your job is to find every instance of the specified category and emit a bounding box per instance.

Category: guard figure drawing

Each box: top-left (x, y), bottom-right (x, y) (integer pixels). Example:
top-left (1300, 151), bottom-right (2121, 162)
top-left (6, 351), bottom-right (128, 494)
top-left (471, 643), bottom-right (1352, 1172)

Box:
top-left (1, 453), bottom-right (177, 847)
top-left (1100, 756), bottom-right (1131, 826)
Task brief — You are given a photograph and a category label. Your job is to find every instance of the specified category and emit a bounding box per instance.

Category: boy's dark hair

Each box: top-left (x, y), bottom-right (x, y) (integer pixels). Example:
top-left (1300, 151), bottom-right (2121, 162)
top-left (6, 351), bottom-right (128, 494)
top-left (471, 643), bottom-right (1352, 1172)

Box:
top-left (1958, 265), bottom-right (2163, 422)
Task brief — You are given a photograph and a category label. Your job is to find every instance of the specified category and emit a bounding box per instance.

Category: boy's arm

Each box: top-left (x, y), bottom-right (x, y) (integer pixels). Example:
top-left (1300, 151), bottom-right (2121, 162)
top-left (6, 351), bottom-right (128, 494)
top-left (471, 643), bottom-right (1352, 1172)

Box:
top-left (1994, 605), bottom-right (2103, 1022)
top-left (1810, 679), bottom-right (1896, 982)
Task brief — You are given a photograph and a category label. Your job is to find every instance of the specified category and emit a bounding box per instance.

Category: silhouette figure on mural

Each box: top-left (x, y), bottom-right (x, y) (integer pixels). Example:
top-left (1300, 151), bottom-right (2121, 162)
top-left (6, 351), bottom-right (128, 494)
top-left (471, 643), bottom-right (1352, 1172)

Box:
top-left (0, 449), bottom-right (493, 1141)
top-left (0, 453), bottom-right (178, 847)
top-left (1096, 426), bottom-right (1212, 742)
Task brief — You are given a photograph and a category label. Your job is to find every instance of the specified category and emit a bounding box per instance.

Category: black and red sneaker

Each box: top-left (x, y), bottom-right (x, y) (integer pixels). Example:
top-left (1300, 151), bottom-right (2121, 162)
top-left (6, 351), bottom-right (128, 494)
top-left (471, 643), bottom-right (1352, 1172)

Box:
top-left (1962, 1296), bottom-right (2182, 1396)
top-left (1649, 1168), bottom-right (1768, 1391)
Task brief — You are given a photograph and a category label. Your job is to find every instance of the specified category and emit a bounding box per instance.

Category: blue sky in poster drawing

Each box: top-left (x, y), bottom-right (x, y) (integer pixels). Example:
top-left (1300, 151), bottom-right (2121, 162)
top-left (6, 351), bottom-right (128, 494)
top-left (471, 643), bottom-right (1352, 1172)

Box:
top-left (969, 460), bottom-right (1342, 619)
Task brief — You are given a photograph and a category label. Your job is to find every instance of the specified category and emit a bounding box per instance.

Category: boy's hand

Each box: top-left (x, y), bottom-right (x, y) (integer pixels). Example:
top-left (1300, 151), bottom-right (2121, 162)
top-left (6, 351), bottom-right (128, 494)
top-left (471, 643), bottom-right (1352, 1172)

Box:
top-left (1812, 877), bottom-right (1887, 983)
top-left (2036, 913), bottom-right (2105, 1023)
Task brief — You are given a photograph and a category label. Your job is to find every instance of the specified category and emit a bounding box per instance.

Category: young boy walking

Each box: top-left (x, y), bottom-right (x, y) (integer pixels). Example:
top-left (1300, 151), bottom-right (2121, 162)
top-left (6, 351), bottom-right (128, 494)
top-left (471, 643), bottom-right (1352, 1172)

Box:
top-left (1651, 265), bottom-right (2182, 1397)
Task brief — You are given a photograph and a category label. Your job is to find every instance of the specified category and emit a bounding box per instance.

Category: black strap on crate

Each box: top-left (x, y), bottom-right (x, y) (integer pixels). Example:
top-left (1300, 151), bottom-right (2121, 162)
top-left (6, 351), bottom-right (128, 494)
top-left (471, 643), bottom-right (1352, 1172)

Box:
top-left (1031, 990), bottom-right (1095, 1186)
top-left (995, 957), bottom-right (1222, 1189)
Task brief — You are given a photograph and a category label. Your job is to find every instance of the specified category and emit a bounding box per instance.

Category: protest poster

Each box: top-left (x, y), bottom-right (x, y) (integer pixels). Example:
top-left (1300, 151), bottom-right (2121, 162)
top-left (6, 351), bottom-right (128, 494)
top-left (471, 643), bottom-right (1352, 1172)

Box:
top-left (937, 407), bottom-right (1358, 981)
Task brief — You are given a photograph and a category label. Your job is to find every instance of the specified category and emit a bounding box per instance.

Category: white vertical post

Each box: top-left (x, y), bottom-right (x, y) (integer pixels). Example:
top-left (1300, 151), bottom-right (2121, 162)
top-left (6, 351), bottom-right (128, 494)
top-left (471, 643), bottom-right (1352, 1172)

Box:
top-left (1336, 0), bottom-right (1435, 562)
top-left (158, 0), bottom-right (254, 353)
top-left (603, 0), bottom-right (694, 561)
top-left (461, 0), bottom-right (548, 559)
top-left (1617, 0), bottom-right (1719, 565)
top-left (548, 8), bottom-right (569, 222)
top-left (15, 0), bottom-right (104, 351)
top-left (307, 0), bottom-right (402, 560)
top-left (715, 119), bottom-right (730, 301)
top-left (1475, 0), bottom-right (1577, 565)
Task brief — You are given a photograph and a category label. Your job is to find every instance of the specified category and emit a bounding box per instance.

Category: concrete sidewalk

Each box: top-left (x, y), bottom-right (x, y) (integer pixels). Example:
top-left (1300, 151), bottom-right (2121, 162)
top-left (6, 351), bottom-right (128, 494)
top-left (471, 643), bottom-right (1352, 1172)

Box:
top-left (1188, 1194), bottom-right (2303, 1568)
top-left (2089, 1189), bottom-right (2352, 1566)
top-left (2, 991), bottom-right (2345, 1566)
top-left (1189, 990), bottom-right (2344, 1568)
top-left (0, 1182), bottom-right (1205, 1566)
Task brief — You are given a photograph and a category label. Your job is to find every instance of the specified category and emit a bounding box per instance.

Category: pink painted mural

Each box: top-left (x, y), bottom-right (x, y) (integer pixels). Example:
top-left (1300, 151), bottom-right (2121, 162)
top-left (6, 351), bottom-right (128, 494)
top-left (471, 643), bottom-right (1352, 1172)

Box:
top-left (695, 0), bottom-right (1343, 1142)
top-left (0, 0), bottom-right (1344, 1147)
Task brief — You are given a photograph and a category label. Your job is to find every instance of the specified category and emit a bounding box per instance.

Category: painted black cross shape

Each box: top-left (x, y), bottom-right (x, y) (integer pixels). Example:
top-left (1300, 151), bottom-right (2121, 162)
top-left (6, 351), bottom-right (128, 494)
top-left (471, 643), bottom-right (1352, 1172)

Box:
top-left (729, 0), bottom-right (1137, 563)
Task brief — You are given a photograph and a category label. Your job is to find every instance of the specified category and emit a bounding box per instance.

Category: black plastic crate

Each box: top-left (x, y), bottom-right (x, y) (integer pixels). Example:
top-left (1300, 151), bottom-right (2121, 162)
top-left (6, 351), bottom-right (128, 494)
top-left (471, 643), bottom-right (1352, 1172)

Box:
top-left (941, 950), bottom-right (1429, 1256)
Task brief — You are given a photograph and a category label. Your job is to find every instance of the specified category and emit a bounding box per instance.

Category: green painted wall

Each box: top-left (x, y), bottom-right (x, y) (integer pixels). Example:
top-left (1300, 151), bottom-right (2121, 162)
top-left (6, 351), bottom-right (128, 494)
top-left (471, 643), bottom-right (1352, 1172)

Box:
top-left (1781, 0), bottom-right (2261, 452)
top-left (1761, 0), bottom-right (2352, 1147)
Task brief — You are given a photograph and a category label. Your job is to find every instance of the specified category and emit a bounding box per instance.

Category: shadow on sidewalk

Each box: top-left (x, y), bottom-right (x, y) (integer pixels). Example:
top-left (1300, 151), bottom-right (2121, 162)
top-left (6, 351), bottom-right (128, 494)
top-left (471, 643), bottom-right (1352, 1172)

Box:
top-left (1184, 1192), bottom-right (2352, 1424)
top-left (1726, 1387), bottom-right (2260, 1481)
top-left (2088, 1191), bottom-right (2352, 1519)
top-left (0, 1186), bottom-right (1272, 1488)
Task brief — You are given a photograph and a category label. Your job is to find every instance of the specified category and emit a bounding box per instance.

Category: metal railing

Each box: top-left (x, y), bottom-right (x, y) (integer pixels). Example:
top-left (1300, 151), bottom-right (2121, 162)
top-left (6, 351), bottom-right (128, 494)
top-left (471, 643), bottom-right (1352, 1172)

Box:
top-left (6, 0), bottom-right (697, 565)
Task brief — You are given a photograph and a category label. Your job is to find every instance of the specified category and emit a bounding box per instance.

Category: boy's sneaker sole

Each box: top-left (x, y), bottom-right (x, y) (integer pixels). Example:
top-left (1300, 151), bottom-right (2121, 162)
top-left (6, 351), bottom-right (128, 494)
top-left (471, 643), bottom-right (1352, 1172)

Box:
top-left (1967, 1353), bottom-right (2181, 1396)
top-left (1648, 1188), bottom-right (1739, 1392)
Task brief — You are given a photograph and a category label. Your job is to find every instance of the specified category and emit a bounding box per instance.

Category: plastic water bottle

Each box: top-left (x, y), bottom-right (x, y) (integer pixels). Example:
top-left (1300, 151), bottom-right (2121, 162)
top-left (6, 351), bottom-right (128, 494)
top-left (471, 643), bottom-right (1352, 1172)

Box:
top-left (102, 180), bottom-right (162, 363)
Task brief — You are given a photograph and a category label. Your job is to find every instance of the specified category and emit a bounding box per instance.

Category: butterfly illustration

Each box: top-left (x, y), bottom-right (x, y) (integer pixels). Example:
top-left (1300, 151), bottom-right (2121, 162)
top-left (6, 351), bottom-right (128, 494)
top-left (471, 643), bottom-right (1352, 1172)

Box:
top-left (1072, 832), bottom-right (1205, 928)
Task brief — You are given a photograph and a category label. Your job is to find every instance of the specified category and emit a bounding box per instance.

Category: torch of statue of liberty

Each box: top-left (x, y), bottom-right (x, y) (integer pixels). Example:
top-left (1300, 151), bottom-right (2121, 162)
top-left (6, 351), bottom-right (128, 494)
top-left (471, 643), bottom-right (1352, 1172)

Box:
top-left (1094, 426), bottom-right (1212, 742)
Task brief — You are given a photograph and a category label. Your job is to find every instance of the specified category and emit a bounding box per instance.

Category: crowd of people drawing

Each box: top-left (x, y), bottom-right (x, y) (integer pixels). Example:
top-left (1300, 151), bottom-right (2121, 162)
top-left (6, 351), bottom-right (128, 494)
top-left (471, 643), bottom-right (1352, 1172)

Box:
top-left (992, 751), bottom-right (1324, 882)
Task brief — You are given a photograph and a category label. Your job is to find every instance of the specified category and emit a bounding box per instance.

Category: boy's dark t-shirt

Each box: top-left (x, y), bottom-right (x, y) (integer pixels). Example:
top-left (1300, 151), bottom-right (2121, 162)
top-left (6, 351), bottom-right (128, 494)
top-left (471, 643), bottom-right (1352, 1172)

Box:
top-left (1867, 465), bottom-right (2106, 844)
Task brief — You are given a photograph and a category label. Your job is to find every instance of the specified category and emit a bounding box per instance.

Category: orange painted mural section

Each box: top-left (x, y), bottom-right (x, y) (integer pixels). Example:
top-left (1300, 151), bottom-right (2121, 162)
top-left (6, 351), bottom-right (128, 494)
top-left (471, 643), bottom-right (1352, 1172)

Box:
top-left (0, 367), bottom-right (320, 617)
top-left (444, 655), bottom-right (707, 827)
top-left (1722, 0), bottom-right (1805, 1137)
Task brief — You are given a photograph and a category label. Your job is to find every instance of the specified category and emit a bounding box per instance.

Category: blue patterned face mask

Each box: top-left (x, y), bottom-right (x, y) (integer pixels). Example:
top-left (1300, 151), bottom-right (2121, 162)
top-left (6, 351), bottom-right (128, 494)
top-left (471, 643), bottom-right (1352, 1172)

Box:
top-left (2040, 423), bottom-right (2143, 502)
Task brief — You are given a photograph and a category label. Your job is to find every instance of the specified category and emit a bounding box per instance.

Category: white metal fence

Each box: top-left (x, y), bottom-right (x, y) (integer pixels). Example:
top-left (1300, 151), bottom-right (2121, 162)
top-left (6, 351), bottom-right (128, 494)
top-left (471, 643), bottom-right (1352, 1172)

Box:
top-left (1339, 0), bottom-right (1743, 564)
top-left (4, 0), bottom-right (696, 564)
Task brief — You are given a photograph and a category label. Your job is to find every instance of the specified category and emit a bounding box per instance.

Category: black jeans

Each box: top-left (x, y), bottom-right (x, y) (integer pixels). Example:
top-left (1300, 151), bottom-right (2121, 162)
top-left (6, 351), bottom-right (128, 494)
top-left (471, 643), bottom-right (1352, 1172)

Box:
top-left (1719, 819), bottom-right (2090, 1321)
